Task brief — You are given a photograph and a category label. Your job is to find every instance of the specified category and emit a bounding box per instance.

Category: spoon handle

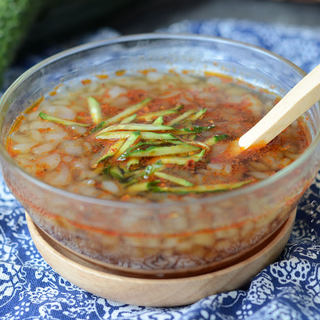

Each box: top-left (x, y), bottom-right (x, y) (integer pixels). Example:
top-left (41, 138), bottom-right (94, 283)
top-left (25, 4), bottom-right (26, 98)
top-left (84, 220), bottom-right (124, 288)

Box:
top-left (238, 64), bottom-right (320, 149)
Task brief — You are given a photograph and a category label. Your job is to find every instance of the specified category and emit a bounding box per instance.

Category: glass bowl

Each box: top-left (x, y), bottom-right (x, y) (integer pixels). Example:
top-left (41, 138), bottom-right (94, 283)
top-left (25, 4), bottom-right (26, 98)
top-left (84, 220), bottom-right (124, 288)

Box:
top-left (0, 34), bottom-right (320, 278)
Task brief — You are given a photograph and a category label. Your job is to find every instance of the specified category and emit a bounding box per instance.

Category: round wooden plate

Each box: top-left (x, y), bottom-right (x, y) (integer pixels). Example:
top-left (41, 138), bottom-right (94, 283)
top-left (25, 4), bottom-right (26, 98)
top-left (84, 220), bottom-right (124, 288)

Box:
top-left (25, 210), bottom-right (296, 307)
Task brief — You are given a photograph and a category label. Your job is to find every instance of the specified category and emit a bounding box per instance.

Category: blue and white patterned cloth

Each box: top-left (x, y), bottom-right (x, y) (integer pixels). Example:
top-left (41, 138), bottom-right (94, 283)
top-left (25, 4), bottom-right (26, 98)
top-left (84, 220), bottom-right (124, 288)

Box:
top-left (2, 19), bottom-right (320, 319)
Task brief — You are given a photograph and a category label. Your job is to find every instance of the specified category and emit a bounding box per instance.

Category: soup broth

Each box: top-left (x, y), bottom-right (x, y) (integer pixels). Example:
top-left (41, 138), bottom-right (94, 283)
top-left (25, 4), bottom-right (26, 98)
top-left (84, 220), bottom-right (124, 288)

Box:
top-left (6, 72), bottom-right (309, 203)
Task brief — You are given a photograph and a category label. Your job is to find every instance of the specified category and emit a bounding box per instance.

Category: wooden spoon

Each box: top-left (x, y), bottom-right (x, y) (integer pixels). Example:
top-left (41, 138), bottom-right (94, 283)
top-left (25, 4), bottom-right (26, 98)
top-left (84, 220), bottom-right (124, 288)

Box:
top-left (238, 64), bottom-right (320, 149)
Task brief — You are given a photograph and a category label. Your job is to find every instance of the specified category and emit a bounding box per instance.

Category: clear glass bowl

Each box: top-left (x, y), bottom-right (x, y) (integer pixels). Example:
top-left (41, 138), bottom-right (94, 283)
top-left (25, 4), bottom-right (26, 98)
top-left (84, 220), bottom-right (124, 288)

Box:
top-left (1, 34), bottom-right (320, 278)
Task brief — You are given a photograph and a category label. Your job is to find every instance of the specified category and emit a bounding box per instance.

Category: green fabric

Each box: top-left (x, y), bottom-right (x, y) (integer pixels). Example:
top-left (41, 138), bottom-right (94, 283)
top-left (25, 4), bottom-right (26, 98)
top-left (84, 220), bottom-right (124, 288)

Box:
top-left (0, 0), bottom-right (135, 84)
top-left (0, 0), bottom-right (44, 82)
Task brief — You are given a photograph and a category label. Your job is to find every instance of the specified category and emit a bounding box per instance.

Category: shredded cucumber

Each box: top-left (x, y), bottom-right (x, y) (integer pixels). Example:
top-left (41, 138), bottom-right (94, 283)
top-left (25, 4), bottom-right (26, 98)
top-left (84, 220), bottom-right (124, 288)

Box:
top-left (87, 96), bottom-right (102, 124)
top-left (159, 150), bottom-right (205, 165)
top-left (168, 109), bottom-right (196, 126)
top-left (149, 180), bottom-right (253, 193)
top-left (93, 98), bottom-right (151, 133)
top-left (128, 144), bottom-right (200, 157)
top-left (154, 171), bottom-right (193, 187)
top-left (139, 105), bottom-right (183, 121)
top-left (39, 112), bottom-right (89, 127)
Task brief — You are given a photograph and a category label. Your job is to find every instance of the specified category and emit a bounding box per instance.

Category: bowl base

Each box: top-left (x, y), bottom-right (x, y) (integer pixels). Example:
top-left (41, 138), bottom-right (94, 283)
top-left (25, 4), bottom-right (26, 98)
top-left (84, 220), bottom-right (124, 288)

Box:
top-left (25, 210), bottom-right (296, 307)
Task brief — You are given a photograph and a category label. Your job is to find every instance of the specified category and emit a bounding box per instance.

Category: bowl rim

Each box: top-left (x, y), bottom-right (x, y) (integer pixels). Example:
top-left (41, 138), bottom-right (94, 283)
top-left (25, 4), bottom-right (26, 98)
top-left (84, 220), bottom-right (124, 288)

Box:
top-left (0, 32), bottom-right (318, 209)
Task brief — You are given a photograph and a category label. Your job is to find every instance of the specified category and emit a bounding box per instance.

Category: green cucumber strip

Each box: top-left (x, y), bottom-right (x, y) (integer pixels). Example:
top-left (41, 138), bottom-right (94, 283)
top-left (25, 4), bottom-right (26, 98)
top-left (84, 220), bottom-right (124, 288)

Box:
top-left (104, 166), bottom-right (124, 181)
top-left (141, 132), bottom-right (176, 140)
top-left (128, 144), bottom-right (200, 157)
top-left (205, 134), bottom-right (229, 146)
top-left (126, 182), bottom-right (149, 193)
top-left (96, 131), bottom-right (131, 140)
top-left (120, 114), bottom-right (137, 124)
top-left (126, 180), bottom-right (160, 193)
top-left (97, 98), bottom-right (151, 129)
top-left (172, 125), bottom-right (214, 136)
top-left (122, 140), bottom-right (180, 157)
top-left (96, 131), bottom-right (176, 141)
top-left (123, 140), bottom-right (183, 159)
top-left (39, 112), bottom-right (89, 127)
top-left (116, 140), bottom-right (145, 161)
top-left (149, 180), bottom-right (253, 193)
top-left (138, 140), bottom-right (168, 146)
top-left (159, 150), bottom-right (205, 165)
top-left (126, 158), bottom-right (140, 169)
top-left (115, 132), bottom-right (141, 160)
top-left (190, 108), bottom-right (207, 121)
top-left (171, 130), bottom-right (199, 135)
top-left (153, 116), bottom-right (164, 125)
top-left (139, 105), bottom-right (183, 121)
top-left (94, 139), bottom-right (125, 166)
top-left (97, 123), bottom-right (173, 134)
top-left (87, 96), bottom-right (102, 124)
top-left (168, 140), bottom-right (185, 145)
top-left (183, 140), bottom-right (210, 150)
top-left (132, 139), bottom-right (182, 147)
top-left (121, 168), bottom-right (145, 180)
top-left (168, 109), bottom-right (196, 126)
top-left (90, 120), bottom-right (107, 133)
top-left (104, 166), bottom-right (138, 184)
top-left (154, 171), bottom-right (193, 187)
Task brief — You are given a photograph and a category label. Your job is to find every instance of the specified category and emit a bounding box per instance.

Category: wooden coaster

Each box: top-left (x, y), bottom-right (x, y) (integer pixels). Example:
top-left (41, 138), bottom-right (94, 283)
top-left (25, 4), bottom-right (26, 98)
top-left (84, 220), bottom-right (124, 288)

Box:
top-left (26, 210), bottom-right (296, 307)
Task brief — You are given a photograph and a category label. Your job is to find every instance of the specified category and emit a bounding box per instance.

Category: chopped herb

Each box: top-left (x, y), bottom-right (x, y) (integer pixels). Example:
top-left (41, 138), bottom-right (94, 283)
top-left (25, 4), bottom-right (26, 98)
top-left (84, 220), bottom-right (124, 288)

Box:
top-left (182, 124), bottom-right (215, 134)
top-left (39, 112), bottom-right (89, 127)
top-left (205, 134), bottom-right (229, 146)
